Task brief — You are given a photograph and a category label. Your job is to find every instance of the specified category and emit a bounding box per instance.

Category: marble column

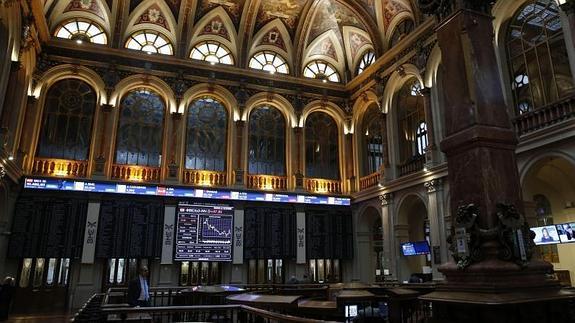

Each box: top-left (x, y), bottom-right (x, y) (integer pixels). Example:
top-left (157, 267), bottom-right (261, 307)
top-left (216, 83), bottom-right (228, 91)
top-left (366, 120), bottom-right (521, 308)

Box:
top-left (418, 1), bottom-right (574, 318)
top-left (234, 120), bottom-right (245, 187)
top-left (293, 127), bottom-right (304, 190)
top-left (379, 193), bottom-right (397, 281)
top-left (424, 178), bottom-right (447, 279)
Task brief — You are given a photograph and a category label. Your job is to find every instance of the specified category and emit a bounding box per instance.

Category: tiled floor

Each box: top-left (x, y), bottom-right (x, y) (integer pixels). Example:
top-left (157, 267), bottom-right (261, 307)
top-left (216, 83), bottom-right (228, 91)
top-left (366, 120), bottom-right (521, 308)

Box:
top-left (5, 314), bottom-right (71, 322)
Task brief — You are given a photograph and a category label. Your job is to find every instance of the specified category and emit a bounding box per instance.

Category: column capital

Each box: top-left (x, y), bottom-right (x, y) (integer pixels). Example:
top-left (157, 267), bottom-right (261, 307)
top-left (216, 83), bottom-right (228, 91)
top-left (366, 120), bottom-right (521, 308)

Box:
top-left (425, 178), bottom-right (443, 193)
top-left (379, 193), bottom-right (394, 206)
top-left (170, 111), bottom-right (182, 120)
top-left (101, 103), bottom-right (113, 113)
top-left (0, 165), bottom-right (5, 179)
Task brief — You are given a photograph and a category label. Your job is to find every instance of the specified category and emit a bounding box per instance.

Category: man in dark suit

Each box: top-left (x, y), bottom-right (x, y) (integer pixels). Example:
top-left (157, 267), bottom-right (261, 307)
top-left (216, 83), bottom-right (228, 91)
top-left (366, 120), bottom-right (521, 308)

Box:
top-left (127, 266), bottom-right (150, 307)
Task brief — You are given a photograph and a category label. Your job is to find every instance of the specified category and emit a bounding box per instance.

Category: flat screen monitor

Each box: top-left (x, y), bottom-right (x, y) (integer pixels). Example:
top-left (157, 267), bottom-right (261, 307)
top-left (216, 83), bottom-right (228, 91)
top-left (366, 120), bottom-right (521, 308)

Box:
top-left (401, 241), bottom-right (430, 256)
top-left (174, 203), bottom-right (233, 261)
top-left (532, 225), bottom-right (560, 245)
top-left (556, 223), bottom-right (575, 243)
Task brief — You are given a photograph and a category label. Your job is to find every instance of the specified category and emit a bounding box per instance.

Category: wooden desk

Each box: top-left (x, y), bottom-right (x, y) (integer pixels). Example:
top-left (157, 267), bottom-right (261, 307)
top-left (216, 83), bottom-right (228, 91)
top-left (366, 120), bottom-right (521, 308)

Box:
top-left (107, 313), bottom-right (152, 321)
top-left (336, 290), bottom-right (375, 302)
top-left (226, 293), bottom-right (302, 309)
top-left (298, 300), bottom-right (337, 310)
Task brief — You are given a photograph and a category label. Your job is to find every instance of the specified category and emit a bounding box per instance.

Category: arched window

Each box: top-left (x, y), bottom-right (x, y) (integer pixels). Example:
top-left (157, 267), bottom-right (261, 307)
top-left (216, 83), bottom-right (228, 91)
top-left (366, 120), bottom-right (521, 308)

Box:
top-left (125, 30), bottom-right (173, 55)
top-left (249, 51), bottom-right (289, 74)
top-left (397, 79), bottom-right (425, 163)
top-left (248, 106), bottom-right (286, 175)
top-left (190, 41), bottom-right (234, 65)
top-left (185, 97), bottom-right (228, 171)
top-left (416, 122), bottom-right (428, 155)
top-left (506, 0), bottom-right (574, 114)
top-left (36, 79), bottom-right (96, 160)
top-left (357, 50), bottom-right (375, 75)
top-left (362, 104), bottom-right (385, 176)
top-left (115, 89), bottom-right (165, 167)
top-left (305, 112), bottom-right (339, 179)
top-left (390, 19), bottom-right (414, 48)
top-left (54, 18), bottom-right (107, 44)
top-left (303, 61), bottom-right (340, 83)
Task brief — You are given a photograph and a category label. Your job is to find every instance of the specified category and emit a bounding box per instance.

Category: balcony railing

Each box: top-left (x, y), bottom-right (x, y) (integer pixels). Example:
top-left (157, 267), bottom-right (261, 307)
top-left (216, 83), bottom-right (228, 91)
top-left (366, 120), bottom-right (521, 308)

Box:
top-left (514, 96), bottom-right (575, 136)
top-left (398, 155), bottom-right (425, 177)
top-left (183, 169), bottom-right (227, 186)
top-left (111, 164), bottom-right (161, 182)
top-left (246, 174), bottom-right (288, 191)
top-left (32, 158), bottom-right (88, 178)
top-left (360, 172), bottom-right (381, 190)
top-left (304, 178), bottom-right (342, 194)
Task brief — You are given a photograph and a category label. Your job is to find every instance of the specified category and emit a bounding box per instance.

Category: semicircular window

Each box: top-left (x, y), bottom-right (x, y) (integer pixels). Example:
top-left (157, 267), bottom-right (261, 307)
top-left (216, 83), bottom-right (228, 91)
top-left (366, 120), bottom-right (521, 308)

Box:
top-left (36, 79), bottom-right (97, 160)
top-left (185, 97), bottom-right (228, 171)
top-left (125, 30), bottom-right (173, 55)
top-left (54, 18), bottom-right (107, 44)
top-left (303, 60), bottom-right (340, 83)
top-left (305, 112), bottom-right (339, 180)
top-left (249, 51), bottom-right (289, 74)
top-left (357, 50), bottom-right (375, 75)
top-left (115, 89), bottom-right (165, 167)
top-left (190, 41), bottom-right (234, 65)
top-left (389, 19), bottom-right (414, 48)
top-left (248, 106), bottom-right (286, 175)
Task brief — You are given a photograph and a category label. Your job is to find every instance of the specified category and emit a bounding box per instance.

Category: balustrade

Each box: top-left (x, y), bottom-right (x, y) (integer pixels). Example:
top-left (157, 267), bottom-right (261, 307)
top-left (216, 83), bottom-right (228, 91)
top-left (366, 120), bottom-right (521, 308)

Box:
top-left (398, 155), bottom-right (425, 177)
top-left (183, 170), bottom-right (227, 186)
top-left (32, 158), bottom-right (88, 178)
top-left (110, 164), bottom-right (161, 182)
top-left (246, 174), bottom-right (288, 191)
top-left (359, 172), bottom-right (381, 190)
top-left (514, 95), bottom-right (575, 136)
top-left (304, 178), bottom-right (342, 194)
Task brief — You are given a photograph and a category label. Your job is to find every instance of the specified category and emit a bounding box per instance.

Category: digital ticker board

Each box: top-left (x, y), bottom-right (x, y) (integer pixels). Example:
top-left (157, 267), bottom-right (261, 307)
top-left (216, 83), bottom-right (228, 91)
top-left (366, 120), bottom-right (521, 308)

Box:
top-left (174, 203), bottom-right (233, 262)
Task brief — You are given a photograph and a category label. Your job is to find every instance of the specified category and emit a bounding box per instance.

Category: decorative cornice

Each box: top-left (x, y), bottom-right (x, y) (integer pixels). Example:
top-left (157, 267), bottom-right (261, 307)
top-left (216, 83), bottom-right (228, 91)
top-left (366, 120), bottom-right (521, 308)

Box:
top-left (379, 193), bottom-right (394, 206)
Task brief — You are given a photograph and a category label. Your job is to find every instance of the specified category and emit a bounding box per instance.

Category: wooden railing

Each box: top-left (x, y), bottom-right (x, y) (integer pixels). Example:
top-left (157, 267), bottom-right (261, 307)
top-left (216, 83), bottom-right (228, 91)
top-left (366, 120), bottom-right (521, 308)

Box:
top-left (360, 172), bottom-right (381, 190)
top-left (31, 158), bottom-right (88, 178)
top-left (110, 164), bottom-right (161, 182)
top-left (304, 178), bottom-right (342, 194)
top-left (398, 155), bottom-right (425, 177)
top-left (246, 174), bottom-right (288, 190)
top-left (514, 95), bottom-right (575, 136)
top-left (183, 169), bottom-right (227, 186)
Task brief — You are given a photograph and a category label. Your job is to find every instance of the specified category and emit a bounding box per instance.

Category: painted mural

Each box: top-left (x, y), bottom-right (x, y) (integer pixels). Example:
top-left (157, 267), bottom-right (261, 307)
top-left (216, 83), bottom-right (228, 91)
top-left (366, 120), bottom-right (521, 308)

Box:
top-left (309, 37), bottom-right (338, 61)
top-left (255, 0), bottom-right (307, 37)
top-left (382, 0), bottom-right (411, 29)
top-left (199, 16), bottom-right (231, 41)
top-left (196, 0), bottom-right (246, 29)
top-left (308, 0), bottom-right (367, 46)
top-left (64, 0), bottom-right (104, 19)
top-left (136, 4), bottom-right (170, 31)
top-left (259, 27), bottom-right (287, 52)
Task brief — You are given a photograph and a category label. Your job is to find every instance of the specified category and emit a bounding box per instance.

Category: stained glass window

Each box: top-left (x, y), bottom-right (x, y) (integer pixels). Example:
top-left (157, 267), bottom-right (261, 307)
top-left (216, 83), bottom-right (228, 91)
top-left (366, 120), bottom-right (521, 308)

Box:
top-left (249, 51), bottom-right (289, 74)
top-left (185, 97), bottom-right (228, 171)
top-left (115, 89), bottom-right (165, 167)
top-left (507, 0), bottom-right (574, 115)
top-left (125, 30), bottom-right (173, 55)
top-left (305, 112), bottom-right (339, 179)
top-left (36, 79), bottom-right (96, 160)
top-left (303, 61), bottom-right (340, 83)
top-left (54, 18), bottom-right (107, 44)
top-left (357, 50), bottom-right (375, 75)
top-left (248, 106), bottom-right (286, 175)
top-left (190, 41), bottom-right (234, 65)
top-left (362, 104), bottom-right (385, 176)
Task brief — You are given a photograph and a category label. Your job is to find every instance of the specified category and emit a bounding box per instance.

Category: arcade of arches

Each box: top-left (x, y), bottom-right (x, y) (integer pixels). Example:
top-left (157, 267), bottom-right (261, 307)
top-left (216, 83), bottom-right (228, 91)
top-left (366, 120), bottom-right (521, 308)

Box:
top-left (0, 0), bottom-right (575, 315)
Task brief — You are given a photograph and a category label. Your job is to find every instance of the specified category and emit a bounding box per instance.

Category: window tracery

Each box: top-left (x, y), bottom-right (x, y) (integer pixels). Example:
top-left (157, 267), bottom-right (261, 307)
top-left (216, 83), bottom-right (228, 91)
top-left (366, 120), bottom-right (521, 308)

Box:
top-left (125, 30), bottom-right (173, 55)
top-left (190, 41), bottom-right (234, 65)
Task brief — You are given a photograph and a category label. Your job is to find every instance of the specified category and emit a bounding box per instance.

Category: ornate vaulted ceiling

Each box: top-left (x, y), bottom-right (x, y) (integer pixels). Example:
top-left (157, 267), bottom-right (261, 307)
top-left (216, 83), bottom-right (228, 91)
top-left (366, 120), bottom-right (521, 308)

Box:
top-left (42, 0), bottom-right (419, 82)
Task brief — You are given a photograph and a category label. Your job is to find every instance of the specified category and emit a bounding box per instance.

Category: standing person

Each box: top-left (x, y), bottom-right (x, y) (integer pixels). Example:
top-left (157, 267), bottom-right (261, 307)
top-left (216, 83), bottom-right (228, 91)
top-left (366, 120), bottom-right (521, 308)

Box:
top-left (127, 267), bottom-right (151, 307)
top-left (0, 276), bottom-right (15, 321)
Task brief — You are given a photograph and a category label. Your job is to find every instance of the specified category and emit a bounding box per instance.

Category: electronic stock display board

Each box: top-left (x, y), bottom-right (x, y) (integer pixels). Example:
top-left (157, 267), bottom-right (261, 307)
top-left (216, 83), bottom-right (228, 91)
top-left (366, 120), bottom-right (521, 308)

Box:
top-left (174, 203), bottom-right (233, 261)
top-left (23, 177), bottom-right (351, 206)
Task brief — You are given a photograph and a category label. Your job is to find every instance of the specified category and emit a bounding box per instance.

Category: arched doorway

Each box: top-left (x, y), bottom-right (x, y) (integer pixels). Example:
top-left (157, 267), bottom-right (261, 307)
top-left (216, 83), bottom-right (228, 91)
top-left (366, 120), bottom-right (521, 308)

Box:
top-left (522, 155), bottom-right (575, 285)
top-left (356, 206), bottom-right (383, 283)
top-left (396, 195), bottom-right (431, 282)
